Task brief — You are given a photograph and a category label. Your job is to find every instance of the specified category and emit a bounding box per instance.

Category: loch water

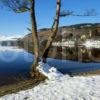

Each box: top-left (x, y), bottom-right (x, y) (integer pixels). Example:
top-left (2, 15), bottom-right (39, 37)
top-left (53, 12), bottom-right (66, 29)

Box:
top-left (0, 46), bottom-right (100, 86)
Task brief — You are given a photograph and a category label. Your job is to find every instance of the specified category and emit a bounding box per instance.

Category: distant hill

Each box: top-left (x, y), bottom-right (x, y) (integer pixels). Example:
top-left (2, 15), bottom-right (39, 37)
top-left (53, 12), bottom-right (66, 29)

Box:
top-left (18, 23), bottom-right (100, 61)
top-left (20, 23), bottom-right (100, 46)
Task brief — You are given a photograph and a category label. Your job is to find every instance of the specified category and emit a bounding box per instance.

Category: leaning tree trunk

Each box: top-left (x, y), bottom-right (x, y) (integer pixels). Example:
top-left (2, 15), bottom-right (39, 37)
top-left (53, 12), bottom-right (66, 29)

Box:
top-left (30, 0), bottom-right (39, 77)
top-left (42, 0), bottom-right (61, 63)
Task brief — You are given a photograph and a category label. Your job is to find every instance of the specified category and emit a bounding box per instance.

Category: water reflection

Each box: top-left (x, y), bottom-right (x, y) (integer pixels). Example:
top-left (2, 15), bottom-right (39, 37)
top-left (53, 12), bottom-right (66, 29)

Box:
top-left (50, 46), bottom-right (100, 62)
top-left (0, 46), bottom-right (33, 86)
top-left (47, 58), bottom-right (100, 74)
top-left (0, 45), bottom-right (100, 86)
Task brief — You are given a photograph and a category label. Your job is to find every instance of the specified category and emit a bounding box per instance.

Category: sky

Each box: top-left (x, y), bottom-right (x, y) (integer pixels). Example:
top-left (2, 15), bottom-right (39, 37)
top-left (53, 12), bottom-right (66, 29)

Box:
top-left (0, 0), bottom-right (100, 36)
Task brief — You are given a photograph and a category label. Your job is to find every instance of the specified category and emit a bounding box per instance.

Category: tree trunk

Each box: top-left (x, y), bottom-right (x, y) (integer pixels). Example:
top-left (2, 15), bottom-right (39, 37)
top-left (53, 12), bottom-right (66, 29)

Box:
top-left (30, 0), bottom-right (39, 77)
top-left (42, 0), bottom-right (61, 63)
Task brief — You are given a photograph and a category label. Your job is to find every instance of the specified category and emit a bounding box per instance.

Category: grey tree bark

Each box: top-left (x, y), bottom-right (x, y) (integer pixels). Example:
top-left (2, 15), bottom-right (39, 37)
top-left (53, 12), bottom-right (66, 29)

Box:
top-left (42, 0), bottom-right (61, 63)
top-left (30, 0), bottom-right (40, 77)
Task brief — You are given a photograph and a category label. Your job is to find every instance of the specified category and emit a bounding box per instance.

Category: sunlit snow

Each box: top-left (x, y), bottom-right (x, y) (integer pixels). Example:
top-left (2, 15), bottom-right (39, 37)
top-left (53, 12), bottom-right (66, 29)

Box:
top-left (0, 63), bottom-right (100, 100)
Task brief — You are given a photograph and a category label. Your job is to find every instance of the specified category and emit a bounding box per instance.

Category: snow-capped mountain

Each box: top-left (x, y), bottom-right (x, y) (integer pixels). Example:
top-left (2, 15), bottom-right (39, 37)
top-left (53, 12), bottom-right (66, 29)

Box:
top-left (0, 35), bottom-right (24, 41)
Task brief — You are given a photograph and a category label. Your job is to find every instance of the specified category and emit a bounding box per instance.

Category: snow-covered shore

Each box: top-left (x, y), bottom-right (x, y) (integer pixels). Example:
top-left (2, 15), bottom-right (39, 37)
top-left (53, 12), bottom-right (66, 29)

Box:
top-left (52, 41), bottom-right (75, 47)
top-left (0, 74), bottom-right (100, 100)
top-left (0, 35), bottom-right (24, 41)
top-left (83, 39), bottom-right (100, 48)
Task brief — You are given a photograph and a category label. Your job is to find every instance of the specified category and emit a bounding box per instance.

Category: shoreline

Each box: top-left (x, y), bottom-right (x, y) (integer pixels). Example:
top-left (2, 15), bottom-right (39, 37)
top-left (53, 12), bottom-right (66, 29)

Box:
top-left (0, 76), bottom-right (46, 97)
top-left (0, 69), bottom-right (100, 97)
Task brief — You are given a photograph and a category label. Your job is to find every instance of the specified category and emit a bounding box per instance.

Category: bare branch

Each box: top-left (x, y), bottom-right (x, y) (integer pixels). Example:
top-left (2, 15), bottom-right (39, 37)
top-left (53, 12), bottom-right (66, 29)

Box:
top-left (84, 9), bottom-right (97, 16)
top-left (60, 9), bottom-right (97, 17)
top-left (0, 0), bottom-right (31, 13)
top-left (60, 10), bottom-right (74, 17)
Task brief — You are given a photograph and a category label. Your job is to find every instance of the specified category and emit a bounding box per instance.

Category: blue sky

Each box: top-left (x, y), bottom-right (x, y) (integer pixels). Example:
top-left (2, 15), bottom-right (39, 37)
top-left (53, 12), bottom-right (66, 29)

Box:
top-left (0, 0), bottom-right (100, 36)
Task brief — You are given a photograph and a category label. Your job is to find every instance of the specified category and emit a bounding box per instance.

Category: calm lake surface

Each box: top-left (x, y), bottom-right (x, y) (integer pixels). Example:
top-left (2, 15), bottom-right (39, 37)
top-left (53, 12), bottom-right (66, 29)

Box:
top-left (0, 46), bottom-right (100, 86)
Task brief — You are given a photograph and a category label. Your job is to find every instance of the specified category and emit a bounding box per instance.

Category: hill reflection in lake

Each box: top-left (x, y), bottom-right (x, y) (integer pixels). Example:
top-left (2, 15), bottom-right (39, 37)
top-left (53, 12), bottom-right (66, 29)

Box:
top-left (0, 46), bottom-right (100, 86)
top-left (49, 46), bottom-right (100, 62)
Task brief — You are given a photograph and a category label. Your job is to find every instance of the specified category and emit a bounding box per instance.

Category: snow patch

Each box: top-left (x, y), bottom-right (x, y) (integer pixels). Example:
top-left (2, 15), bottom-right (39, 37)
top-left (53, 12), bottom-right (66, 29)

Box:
top-left (83, 39), bottom-right (100, 48)
top-left (52, 41), bottom-right (75, 47)
top-left (0, 35), bottom-right (24, 41)
top-left (1, 75), bottom-right (100, 100)
top-left (37, 62), bottom-right (63, 80)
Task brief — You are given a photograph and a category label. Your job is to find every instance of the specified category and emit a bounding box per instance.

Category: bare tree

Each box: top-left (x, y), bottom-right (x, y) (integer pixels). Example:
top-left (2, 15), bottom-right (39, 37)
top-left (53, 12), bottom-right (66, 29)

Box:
top-left (42, 0), bottom-right (61, 63)
top-left (42, 6), bottom-right (97, 63)
top-left (0, 0), bottom-right (41, 77)
top-left (1, 0), bottom-right (97, 76)
top-left (60, 9), bottom-right (97, 17)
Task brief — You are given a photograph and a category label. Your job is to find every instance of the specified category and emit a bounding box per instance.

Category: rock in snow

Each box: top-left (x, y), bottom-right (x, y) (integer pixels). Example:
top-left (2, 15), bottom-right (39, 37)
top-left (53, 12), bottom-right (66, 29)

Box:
top-left (37, 62), bottom-right (63, 80)
top-left (0, 63), bottom-right (100, 100)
